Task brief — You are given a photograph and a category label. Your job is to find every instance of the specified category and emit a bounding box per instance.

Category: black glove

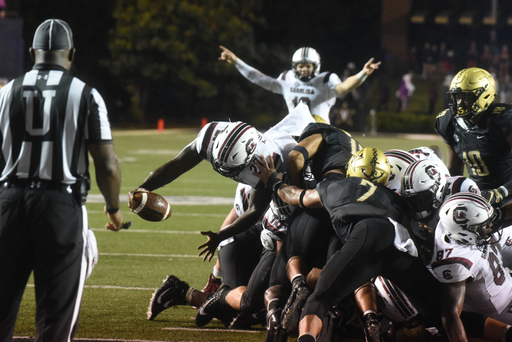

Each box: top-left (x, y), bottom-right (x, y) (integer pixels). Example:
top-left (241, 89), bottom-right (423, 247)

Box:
top-left (482, 186), bottom-right (509, 205)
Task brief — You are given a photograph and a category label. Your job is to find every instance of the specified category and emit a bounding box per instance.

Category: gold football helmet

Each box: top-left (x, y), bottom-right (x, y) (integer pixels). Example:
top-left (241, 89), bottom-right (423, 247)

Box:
top-left (346, 147), bottom-right (390, 185)
top-left (448, 67), bottom-right (495, 121)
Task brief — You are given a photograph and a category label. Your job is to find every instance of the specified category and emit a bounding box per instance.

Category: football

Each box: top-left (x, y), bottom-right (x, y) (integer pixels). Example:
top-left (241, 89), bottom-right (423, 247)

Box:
top-left (129, 191), bottom-right (172, 222)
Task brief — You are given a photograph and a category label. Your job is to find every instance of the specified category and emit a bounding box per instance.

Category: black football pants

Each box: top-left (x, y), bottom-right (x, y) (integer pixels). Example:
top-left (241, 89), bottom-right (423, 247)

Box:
top-left (0, 187), bottom-right (87, 342)
top-left (302, 217), bottom-right (443, 330)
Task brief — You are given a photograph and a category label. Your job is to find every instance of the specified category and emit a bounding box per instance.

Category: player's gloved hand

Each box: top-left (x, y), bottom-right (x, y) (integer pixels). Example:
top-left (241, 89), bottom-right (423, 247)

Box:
top-left (482, 186), bottom-right (509, 205)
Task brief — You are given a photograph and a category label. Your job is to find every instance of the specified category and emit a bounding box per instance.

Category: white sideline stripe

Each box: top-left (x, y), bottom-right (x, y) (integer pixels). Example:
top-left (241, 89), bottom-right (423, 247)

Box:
top-left (99, 252), bottom-right (208, 258)
top-left (91, 228), bottom-right (200, 234)
top-left (86, 194), bottom-right (234, 206)
top-left (162, 327), bottom-right (263, 334)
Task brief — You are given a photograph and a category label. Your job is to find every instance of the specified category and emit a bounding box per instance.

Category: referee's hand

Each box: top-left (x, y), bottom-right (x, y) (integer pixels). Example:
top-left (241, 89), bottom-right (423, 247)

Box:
top-left (104, 207), bottom-right (124, 231)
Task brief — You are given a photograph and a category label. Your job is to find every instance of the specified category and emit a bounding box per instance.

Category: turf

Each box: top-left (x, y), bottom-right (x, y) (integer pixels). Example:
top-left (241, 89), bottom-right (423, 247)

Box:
top-left (12, 128), bottom-right (446, 341)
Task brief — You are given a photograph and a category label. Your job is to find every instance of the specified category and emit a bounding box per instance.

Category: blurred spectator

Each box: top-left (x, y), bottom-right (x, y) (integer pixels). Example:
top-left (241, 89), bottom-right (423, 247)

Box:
top-left (377, 76), bottom-right (390, 111)
top-left (422, 42), bottom-right (435, 79)
top-left (466, 40), bottom-right (478, 68)
top-left (481, 44), bottom-right (493, 71)
top-left (428, 78), bottom-right (438, 115)
top-left (0, 0), bottom-right (5, 18)
top-left (498, 44), bottom-right (510, 81)
top-left (440, 72), bottom-right (454, 109)
top-left (396, 70), bottom-right (415, 112)
top-left (500, 74), bottom-right (511, 103)
top-left (408, 47), bottom-right (419, 74)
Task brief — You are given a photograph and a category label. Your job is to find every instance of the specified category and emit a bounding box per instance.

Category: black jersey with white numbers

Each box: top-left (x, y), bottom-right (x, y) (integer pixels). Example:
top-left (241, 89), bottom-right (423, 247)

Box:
top-left (316, 177), bottom-right (406, 242)
top-left (435, 104), bottom-right (512, 190)
top-left (299, 122), bottom-right (363, 180)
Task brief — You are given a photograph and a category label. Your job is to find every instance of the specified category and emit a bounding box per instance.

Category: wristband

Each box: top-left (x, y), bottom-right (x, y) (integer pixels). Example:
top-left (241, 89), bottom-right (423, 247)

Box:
top-left (357, 70), bottom-right (369, 82)
top-left (106, 207), bottom-right (120, 214)
top-left (267, 171), bottom-right (283, 193)
top-left (299, 189), bottom-right (308, 208)
top-left (292, 145), bottom-right (309, 162)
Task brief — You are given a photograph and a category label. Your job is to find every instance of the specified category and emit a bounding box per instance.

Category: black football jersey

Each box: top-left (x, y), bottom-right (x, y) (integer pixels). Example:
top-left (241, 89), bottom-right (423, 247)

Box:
top-left (435, 104), bottom-right (512, 190)
top-left (316, 177), bottom-right (406, 242)
top-left (299, 122), bottom-right (362, 180)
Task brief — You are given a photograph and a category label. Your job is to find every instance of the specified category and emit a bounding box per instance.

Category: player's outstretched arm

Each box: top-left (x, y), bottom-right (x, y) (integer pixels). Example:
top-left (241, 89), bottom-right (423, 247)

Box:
top-left (219, 46), bottom-right (238, 64)
top-left (135, 141), bottom-right (203, 192)
top-left (197, 187), bottom-right (272, 261)
top-left (89, 143), bottom-right (124, 231)
top-left (335, 57), bottom-right (381, 97)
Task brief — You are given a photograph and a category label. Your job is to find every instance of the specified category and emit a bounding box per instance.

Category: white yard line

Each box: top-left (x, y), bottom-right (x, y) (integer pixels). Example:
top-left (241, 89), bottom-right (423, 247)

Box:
top-left (86, 194), bottom-right (234, 206)
top-left (162, 327), bottom-right (263, 333)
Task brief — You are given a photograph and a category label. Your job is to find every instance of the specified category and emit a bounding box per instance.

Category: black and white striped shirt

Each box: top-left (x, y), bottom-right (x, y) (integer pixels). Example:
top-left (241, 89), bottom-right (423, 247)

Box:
top-left (0, 64), bottom-right (113, 185)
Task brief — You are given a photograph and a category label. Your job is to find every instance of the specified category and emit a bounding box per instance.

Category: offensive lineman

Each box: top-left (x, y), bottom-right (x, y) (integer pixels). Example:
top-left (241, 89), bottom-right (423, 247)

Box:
top-left (219, 46), bottom-right (380, 124)
top-left (0, 19), bottom-right (124, 341)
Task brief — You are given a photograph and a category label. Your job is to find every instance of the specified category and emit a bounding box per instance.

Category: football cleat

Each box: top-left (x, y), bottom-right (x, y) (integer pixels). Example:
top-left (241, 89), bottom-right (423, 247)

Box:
top-left (281, 277), bottom-right (310, 335)
top-left (195, 285), bottom-right (236, 327)
top-left (202, 273), bottom-right (222, 294)
top-left (147, 275), bottom-right (189, 320)
top-left (363, 313), bottom-right (384, 342)
top-left (229, 309), bottom-right (266, 330)
top-left (265, 307), bottom-right (288, 342)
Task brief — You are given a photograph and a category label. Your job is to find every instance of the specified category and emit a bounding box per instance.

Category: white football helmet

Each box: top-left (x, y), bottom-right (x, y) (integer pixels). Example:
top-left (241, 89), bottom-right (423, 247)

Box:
top-left (211, 122), bottom-right (259, 178)
top-left (440, 192), bottom-right (502, 246)
top-left (291, 47), bottom-right (321, 81)
top-left (401, 160), bottom-right (449, 221)
top-left (374, 276), bottom-right (418, 323)
top-left (384, 149), bottom-right (417, 193)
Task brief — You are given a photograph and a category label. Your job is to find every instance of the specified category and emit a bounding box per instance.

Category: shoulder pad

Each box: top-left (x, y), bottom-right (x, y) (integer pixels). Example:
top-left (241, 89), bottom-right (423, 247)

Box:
top-left (436, 109), bottom-right (450, 120)
top-left (280, 70), bottom-right (290, 81)
top-left (322, 72), bottom-right (332, 83)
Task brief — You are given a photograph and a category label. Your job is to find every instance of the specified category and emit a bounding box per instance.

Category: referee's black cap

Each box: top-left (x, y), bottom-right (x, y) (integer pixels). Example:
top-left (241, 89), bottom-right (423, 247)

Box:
top-left (32, 19), bottom-right (74, 50)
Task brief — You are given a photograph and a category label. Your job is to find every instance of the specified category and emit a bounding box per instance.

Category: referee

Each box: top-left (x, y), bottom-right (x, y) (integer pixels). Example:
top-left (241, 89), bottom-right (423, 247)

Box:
top-left (0, 19), bottom-right (124, 341)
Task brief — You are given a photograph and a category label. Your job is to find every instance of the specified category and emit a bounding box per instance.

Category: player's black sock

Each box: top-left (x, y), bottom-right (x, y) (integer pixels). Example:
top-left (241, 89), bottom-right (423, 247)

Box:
top-left (297, 333), bottom-right (316, 342)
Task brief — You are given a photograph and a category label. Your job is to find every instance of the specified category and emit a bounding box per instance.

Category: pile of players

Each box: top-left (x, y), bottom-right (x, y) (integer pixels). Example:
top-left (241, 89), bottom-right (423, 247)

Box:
top-left (130, 49), bottom-right (512, 342)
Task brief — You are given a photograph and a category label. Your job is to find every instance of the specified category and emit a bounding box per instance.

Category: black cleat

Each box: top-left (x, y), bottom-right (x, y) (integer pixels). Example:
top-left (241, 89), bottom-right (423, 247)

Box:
top-left (147, 275), bottom-right (189, 320)
top-left (195, 285), bottom-right (236, 327)
top-left (265, 307), bottom-right (288, 342)
top-left (281, 278), bottom-right (310, 335)
top-left (363, 313), bottom-right (385, 342)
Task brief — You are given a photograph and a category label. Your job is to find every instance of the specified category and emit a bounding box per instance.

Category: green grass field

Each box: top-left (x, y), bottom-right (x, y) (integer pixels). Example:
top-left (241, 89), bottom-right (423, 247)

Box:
top-left (12, 128), bottom-right (446, 341)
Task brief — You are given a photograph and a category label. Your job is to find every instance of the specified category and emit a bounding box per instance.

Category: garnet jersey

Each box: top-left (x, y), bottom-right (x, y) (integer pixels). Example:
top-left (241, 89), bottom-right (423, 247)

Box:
top-left (235, 58), bottom-right (342, 123)
top-left (434, 104), bottom-right (512, 190)
top-left (299, 122), bottom-right (363, 180)
top-left (430, 225), bottom-right (512, 322)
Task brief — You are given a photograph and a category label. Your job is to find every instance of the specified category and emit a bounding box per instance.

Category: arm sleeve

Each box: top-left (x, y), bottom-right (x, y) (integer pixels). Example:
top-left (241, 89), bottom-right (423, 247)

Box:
top-left (234, 58), bottom-right (283, 94)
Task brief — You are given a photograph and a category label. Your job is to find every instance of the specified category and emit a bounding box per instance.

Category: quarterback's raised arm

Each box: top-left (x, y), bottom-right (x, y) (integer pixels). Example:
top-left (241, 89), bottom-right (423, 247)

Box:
top-left (219, 46), bottom-right (238, 64)
top-left (220, 46), bottom-right (282, 94)
top-left (335, 58), bottom-right (381, 97)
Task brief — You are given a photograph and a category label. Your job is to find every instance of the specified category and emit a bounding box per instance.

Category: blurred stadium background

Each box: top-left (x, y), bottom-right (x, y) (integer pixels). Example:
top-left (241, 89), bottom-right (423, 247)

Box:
top-left (1, 0), bottom-right (512, 133)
